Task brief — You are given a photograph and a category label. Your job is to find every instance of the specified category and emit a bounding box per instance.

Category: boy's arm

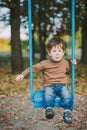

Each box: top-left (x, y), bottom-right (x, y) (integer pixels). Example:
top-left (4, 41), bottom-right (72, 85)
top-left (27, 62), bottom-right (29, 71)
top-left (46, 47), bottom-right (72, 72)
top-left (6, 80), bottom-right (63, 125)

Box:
top-left (21, 68), bottom-right (30, 77)
top-left (15, 61), bottom-right (45, 81)
top-left (15, 68), bottom-right (30, 81)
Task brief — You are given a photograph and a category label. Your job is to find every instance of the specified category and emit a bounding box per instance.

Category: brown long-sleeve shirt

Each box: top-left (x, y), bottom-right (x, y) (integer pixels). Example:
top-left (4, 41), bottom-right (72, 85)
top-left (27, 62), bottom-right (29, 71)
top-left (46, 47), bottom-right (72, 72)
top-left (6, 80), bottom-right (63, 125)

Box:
top-left (22, 58), bottom-right (71, 86)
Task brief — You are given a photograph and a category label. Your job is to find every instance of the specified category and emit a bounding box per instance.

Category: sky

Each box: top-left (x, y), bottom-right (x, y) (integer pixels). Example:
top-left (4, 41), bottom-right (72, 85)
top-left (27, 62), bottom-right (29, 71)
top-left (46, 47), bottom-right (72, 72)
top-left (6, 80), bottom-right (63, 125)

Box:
top-left (0, 7), bottom-right (28, 40)
top-left (0, 25), bottom-right (11, 38)
top-left (0, 24), bottom-right (28, 40)
top-left (0, 5), bottom-right (61, 40)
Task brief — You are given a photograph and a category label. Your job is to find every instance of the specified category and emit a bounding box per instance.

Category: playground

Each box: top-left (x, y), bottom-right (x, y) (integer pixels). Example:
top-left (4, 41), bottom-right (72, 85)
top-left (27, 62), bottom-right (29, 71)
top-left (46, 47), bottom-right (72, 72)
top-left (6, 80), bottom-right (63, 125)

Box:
top-left (0, 62), bottom-right (87, 130)
top-left (0, 0), bottom-right (87, 129)
top-left (0, 91), bottom-right (87, 130)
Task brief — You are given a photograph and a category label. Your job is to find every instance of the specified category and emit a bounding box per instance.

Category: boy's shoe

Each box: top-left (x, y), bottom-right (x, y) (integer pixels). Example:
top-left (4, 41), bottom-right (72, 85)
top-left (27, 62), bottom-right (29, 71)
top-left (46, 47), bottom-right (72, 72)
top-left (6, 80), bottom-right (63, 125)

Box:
top-left (45, 107), bottom-right (54, 119)
top-left (63, 111), bottom-right (72, 124)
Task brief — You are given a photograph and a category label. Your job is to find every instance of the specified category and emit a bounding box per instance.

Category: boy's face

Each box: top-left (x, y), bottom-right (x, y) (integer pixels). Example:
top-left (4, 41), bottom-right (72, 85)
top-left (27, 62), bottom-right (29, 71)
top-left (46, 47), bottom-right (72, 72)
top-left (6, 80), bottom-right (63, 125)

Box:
top-left (48, 45), bottom-right (65, 62)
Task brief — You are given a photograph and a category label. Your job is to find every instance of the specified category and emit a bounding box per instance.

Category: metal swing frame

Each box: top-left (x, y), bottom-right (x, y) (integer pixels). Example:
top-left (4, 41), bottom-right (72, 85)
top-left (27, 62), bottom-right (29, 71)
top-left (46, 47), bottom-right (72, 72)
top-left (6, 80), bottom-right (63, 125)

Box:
top-left (28, 0), bottom-right (75, 108)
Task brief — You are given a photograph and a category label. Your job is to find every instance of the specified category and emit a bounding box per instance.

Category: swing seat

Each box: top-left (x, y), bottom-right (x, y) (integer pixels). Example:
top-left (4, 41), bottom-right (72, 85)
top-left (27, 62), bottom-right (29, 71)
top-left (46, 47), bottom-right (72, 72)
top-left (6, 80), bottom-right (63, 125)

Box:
top-left (32, 90), bottom-right (61, 108)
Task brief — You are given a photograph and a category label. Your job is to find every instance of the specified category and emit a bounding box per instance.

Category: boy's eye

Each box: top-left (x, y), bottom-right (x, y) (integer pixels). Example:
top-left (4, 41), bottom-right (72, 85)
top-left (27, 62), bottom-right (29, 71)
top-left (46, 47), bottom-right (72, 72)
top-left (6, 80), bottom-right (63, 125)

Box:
top-left (53, 50), bottom-right (61, 52)
top-left (58, 50), bottom-right (62, 52)
top-left (53, 50), bottom-right (56, 52)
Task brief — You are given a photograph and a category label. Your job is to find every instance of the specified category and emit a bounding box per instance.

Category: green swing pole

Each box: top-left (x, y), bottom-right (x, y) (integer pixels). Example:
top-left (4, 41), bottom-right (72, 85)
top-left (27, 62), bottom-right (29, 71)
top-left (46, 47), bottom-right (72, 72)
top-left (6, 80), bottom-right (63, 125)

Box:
top-left (28, 0), bottom-right (34, 101)
top-left (71, 0), bottom-right (75, 108)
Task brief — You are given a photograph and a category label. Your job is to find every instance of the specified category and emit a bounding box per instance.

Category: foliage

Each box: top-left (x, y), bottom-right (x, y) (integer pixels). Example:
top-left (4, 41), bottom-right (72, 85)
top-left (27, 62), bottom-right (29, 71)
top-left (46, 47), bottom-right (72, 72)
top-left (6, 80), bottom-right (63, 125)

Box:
top-left (21, 40), bottom-right (29, 51)
top-left (0, 0), bottom-right (87, 71)
top-left (75, 62), bottom-right (87, 95)
top-left (0, 38), bottom-right (10, 52)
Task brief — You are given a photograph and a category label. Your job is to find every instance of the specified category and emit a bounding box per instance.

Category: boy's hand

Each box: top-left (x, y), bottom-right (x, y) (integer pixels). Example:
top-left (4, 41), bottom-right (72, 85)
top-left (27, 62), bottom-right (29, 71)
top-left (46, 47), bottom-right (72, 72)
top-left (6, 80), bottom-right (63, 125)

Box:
top-left (15, 74), bottom-right (24, 81)
top-left (71, 59), bottom-right (77, 65)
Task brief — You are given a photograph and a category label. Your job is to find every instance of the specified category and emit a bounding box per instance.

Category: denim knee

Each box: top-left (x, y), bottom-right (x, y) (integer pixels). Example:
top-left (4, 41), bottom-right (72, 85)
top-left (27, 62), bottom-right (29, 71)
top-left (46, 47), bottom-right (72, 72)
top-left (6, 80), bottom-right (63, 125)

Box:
top-left (60, 85), bottom-right (73, 110)
top-left (61, 97), bottom-right (73, 110)
top-left (43, 86), bottom-right (56, 108)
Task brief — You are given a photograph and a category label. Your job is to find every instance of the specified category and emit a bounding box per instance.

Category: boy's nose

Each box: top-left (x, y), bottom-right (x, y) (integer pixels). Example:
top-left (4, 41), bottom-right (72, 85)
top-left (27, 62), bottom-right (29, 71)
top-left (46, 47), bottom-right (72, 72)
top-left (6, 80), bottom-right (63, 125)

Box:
top-left (56, 52), bottom-right (59, 55)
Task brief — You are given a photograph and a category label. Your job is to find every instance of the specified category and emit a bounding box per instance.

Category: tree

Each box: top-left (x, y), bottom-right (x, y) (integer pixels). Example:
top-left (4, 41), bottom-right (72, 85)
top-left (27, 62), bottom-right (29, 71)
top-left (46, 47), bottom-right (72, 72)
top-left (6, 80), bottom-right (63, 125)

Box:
top-left (81, 15), bottom-right (87, 64)
top-left (0, 0), bottom-right (25, 73)
top-left (0, 0), bottom-right (87, 73)
top-left (32, 0), bottom-right (65, 60)
top-left (10, 1), bottom-right (24, 73)
top-left (58, 0), bottom-right (87, 64)
top-left (76, 0), bottom-right (87, 64)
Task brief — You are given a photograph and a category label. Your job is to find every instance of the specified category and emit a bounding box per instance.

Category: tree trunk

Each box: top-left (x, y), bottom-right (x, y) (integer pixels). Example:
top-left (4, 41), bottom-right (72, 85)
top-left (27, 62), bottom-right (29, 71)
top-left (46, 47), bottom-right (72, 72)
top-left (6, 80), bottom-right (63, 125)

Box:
top-left (10, 1), bottom-right (24, 73)
top-left (40, 26), bottom-right (47, 61)
top-left (81, 16), bottom-right (87, 64)
top-left (38, 28), bottom-right (46, 61)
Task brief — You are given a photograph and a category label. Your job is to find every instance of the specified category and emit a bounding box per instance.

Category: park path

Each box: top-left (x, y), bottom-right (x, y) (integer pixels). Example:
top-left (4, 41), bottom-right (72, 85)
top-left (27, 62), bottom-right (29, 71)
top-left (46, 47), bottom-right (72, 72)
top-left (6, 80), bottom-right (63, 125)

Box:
top-left (0, 93), bottom-right (87, 130)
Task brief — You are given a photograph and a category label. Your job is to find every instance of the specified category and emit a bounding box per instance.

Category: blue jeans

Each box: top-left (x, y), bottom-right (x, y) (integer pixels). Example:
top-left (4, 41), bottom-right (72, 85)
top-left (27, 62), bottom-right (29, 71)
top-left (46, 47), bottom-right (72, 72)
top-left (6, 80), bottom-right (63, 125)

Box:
top-left (43, 84), bottom-right (73, 110)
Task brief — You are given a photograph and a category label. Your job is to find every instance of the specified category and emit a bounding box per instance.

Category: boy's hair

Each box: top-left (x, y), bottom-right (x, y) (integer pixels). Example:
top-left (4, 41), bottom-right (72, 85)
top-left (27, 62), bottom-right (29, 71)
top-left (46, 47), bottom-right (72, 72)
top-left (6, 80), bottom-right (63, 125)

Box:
top-left (47, 37), bottom-right (65, 52)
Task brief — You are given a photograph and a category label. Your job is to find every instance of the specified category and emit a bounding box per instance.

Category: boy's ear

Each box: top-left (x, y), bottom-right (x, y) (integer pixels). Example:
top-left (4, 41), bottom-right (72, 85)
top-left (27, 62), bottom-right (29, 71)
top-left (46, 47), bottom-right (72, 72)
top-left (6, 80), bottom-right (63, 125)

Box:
top-left (63, 50), bottom-right (65, 54)
top-left (47, 50), bottom-right (51, 56)
top-left (61, 50), bottom-right (65, 57)
top-left (63, 51), bottom-right (65, 56)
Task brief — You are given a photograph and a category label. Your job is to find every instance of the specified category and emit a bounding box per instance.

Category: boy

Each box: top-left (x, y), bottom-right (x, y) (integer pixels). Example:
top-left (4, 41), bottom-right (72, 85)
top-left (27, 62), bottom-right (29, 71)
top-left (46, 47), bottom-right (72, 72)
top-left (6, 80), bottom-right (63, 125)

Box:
top-left (15, 37), bottom-right (77, 124)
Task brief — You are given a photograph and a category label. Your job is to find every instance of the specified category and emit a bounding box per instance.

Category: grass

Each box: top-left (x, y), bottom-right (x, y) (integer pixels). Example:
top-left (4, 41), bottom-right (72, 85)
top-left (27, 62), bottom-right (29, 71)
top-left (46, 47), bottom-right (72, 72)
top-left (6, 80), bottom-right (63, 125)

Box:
top-left (0, 57), bottom-right (87, 97)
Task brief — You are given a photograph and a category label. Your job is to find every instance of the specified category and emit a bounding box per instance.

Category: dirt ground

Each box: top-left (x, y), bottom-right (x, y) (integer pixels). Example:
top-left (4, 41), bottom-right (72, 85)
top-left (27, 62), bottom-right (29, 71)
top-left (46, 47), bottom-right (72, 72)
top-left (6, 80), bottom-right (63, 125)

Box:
top-left (0, 93), bottom-right (87, 130)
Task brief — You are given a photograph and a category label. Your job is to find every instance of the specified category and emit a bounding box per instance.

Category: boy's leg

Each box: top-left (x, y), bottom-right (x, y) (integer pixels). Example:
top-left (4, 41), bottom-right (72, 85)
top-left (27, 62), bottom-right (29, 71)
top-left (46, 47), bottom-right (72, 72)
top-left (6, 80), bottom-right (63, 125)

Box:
top-left (60, 85), bottom-right (73, 124)
top-left (43, 86), bottom-right (56, 119)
